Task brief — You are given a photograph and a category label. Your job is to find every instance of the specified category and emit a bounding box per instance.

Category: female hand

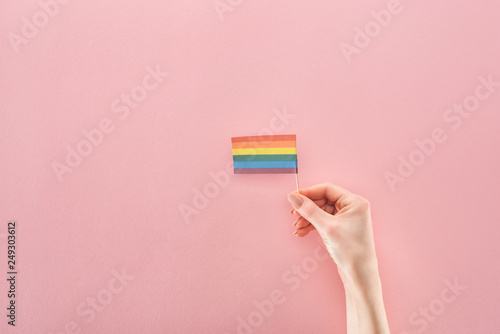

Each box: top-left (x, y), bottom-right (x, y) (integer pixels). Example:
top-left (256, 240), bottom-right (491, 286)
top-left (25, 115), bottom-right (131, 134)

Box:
top-left (287, 182), bottom-right (390, 334)
top-left (287, 182), bottom-right (377, 271)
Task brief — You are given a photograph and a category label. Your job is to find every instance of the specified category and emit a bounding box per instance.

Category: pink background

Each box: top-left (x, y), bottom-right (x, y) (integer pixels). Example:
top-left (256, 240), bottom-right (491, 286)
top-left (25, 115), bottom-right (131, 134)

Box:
top-left (1, 0), bottom-right (500, 333)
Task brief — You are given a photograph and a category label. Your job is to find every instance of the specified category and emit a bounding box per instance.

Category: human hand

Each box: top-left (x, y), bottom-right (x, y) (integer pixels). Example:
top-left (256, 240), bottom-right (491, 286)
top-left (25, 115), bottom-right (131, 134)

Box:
top-left (286, 182), bottom-right (378, 275)
top-left (287, 182), bottom-right (390, 333)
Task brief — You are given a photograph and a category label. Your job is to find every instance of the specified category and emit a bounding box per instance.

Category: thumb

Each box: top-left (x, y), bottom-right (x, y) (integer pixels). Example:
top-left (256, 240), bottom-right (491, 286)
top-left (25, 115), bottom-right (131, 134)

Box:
top-left (287, 193), bottom-right (330, 230)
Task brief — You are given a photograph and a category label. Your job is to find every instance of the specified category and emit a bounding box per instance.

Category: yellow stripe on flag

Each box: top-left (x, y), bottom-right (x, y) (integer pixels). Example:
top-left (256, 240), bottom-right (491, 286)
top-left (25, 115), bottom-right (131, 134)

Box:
top-left (232, 147), bottom-right (297, 155)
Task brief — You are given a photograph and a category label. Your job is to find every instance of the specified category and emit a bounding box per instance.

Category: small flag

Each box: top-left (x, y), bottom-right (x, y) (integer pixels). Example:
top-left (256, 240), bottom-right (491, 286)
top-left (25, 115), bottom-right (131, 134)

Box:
top-left (231, 134), bottom-right (298, 174)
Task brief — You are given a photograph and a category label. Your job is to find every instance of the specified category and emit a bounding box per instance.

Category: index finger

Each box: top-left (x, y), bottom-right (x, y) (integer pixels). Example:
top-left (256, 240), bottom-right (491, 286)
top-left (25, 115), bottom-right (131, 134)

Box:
top-left (298, 182), bottom-right (352, 203)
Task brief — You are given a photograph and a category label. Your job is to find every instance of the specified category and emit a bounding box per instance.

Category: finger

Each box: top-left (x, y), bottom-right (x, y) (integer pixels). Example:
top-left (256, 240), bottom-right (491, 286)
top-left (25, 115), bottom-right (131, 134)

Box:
top-left (294, 217), bottom-right (310, 228)
top-left (287, 193), bottom-right (331, 230)
top-left (323, 203), bottom-right (335, 215)
top-left (292, 199), bottom-right (328, 215)
top-left (312, 198), bottom-right (328, 208)
top-left (299, 182), bottom-right (352, 203)
top-left (292, 202), bottom-right (330, 229)
top-left (293, 224), bottom-right (316, 237)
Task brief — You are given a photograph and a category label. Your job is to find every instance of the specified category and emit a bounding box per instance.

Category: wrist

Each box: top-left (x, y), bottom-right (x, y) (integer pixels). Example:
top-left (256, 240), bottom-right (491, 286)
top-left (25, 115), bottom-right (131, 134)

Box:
top-left (337, 251), bottom-right (380, 284)
top-left (339, 258), bottom-right (382, 291)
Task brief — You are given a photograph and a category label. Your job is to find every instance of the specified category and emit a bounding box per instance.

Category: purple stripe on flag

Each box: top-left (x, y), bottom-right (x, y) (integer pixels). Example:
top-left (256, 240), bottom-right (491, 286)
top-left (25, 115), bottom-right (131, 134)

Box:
top-left (234, 168), bottom-right (297, 174)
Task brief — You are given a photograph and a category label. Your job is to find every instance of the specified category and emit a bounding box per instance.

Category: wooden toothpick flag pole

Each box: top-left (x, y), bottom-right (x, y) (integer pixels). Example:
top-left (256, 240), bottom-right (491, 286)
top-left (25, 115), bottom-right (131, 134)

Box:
top-left (295, 171), bottom-right (300, 194)
top-left (231, 134), bottom-right (299, 191)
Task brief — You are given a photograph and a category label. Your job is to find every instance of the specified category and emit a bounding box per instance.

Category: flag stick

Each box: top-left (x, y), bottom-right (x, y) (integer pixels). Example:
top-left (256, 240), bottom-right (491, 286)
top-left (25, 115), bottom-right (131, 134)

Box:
top-left (295, 172), bottom-right (300, 194)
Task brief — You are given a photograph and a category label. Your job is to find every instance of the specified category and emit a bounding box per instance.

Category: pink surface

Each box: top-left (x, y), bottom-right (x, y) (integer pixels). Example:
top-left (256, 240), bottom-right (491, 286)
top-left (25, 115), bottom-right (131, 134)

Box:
top-left (1, 0), bottom-right (500, 333)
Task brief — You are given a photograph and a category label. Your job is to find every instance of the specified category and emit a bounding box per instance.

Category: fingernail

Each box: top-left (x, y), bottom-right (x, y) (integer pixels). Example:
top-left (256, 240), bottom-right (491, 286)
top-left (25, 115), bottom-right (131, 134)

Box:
top-left (293, 219), bottom-right (299, 226)
top-left (287, 193), bottom-right (303, 209)
top-left (290, 209), bottom-right (294, 214)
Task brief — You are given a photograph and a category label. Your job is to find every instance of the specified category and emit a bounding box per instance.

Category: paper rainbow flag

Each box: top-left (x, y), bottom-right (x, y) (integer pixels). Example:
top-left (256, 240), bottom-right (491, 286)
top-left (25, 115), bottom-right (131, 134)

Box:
top-left (231, 134), bottom-right (298, 174)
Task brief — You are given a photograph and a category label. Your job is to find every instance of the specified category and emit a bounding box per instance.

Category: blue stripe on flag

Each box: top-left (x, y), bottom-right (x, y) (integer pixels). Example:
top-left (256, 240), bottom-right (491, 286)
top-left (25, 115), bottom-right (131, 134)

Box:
top-left (233, 161), bottom-right (298, 169)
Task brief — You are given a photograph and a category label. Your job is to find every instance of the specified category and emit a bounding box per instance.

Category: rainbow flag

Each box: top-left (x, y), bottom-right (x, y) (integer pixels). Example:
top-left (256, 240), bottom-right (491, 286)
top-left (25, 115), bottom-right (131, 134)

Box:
top-left (231, 134), bottom-right (298, 174)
